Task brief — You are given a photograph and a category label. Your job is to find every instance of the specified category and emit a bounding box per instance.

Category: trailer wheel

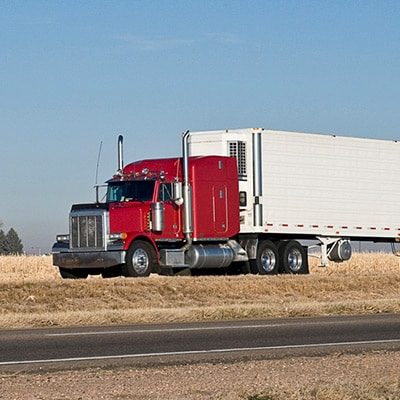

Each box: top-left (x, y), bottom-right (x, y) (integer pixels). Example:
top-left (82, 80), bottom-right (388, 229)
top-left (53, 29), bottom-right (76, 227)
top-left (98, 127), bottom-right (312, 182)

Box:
top-left (123, 241), bottom-right (157, 277)
top-left (59, 267), bottom-right (89, 279)
top-left (253, 240), bottom-right (279, 275)
top-left (279, 240), bottom-right (309, 274)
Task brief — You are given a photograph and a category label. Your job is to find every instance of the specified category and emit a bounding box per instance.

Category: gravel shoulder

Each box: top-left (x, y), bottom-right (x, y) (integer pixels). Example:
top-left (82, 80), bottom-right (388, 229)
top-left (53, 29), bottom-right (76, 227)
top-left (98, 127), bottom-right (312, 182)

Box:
top-left (1, 350), bottom-right (400, 400)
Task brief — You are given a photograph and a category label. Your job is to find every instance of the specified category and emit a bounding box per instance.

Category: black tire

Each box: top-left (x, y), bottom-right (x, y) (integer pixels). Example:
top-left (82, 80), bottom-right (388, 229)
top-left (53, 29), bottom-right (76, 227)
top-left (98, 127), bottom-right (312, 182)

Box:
top-left (253, 240), bottom-right (280, 275)
top-left (123, 240), bottom-right (158, 277)
top-left (59, 267), bottom-right (89, 279)
top-left (278, 240), bottom-right (309, 274)
top-left (277, 240), bottom-right (289, 273)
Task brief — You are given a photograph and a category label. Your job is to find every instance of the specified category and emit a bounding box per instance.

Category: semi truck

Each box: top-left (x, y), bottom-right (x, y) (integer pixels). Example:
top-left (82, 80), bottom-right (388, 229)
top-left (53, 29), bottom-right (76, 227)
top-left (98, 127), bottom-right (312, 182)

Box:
top-left (52, 128), bottom-right (400, 279)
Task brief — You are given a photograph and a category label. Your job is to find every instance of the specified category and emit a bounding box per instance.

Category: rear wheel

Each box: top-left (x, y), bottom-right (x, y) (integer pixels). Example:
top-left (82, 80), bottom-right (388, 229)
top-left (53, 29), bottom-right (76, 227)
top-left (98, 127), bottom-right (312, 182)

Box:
top-left (252, 240), bottom-right (279, 275)
top-left (59, 267), bottom-right (89, 279)
top-left (123, 241), bottom-right (158, 277)
top-left (279, 240), bottom-right (309, 274)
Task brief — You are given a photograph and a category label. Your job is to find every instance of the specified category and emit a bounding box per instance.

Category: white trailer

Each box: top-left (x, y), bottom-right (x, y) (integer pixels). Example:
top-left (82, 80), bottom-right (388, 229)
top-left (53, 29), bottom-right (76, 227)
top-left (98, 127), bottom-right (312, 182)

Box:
top-left (188, 128), bottom-right (400, 270)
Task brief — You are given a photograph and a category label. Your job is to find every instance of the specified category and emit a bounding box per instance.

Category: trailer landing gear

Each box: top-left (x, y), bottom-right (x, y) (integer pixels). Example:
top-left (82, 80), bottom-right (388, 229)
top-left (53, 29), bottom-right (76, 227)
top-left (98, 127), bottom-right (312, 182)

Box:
top-left (314, 237), bottom-right (352, 267)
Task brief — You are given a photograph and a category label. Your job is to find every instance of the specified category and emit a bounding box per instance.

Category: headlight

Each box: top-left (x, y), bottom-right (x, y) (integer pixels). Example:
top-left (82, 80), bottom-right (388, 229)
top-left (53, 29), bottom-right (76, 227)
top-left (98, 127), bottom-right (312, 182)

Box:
top-left (108, 232), bottom-right (127, 241)
top-left (56, 234), bottom-right (70, 242)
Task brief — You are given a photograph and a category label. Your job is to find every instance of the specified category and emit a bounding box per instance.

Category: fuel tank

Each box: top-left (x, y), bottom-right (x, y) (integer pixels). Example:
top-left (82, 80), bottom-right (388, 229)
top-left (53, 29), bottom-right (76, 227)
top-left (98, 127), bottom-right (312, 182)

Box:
top-left (185, 244), bottom-right (235, 269)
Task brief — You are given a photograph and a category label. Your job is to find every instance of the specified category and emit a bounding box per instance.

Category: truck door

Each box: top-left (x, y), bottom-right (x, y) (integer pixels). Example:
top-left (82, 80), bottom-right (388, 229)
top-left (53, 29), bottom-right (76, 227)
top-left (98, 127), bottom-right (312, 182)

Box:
top-left (158, 183), bottom-right (180, 238)
top-left (213, 184), bottom-right (228, 234)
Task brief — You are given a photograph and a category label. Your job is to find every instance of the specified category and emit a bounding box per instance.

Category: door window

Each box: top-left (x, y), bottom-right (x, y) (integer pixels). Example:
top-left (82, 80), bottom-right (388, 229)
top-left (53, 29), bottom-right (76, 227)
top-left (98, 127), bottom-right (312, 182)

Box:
top-left (158, 183), bottom-right (173, 202)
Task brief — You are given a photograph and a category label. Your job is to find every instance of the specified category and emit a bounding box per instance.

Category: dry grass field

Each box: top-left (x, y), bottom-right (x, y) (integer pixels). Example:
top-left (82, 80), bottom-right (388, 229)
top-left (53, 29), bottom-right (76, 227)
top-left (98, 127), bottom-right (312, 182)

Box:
top-left (0, 253), bottom-right (399, 328)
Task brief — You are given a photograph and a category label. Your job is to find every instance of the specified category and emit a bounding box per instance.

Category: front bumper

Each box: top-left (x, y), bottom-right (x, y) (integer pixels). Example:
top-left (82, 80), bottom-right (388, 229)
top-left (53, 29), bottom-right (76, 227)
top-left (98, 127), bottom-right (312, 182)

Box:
top-left (52, 244), bottom-right (126, 269)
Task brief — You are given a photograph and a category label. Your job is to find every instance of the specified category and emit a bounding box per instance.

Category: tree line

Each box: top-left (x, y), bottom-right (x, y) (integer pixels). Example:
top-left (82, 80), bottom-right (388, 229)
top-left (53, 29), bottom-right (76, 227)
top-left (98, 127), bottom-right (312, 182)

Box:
top-left (0, 228), bottom-right (24, 255)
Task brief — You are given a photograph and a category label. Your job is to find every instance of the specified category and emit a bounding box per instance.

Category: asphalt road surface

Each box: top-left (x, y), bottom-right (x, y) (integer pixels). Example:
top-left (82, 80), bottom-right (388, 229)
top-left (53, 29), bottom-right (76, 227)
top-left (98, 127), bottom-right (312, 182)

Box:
top-left (0, 314), bottom-right (400, 371)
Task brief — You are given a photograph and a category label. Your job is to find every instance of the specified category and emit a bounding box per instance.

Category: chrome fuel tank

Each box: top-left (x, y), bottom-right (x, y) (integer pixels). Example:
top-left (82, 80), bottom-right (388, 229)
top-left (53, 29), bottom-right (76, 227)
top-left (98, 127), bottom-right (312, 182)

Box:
top-left (185, 244), bottom-right (235, 269)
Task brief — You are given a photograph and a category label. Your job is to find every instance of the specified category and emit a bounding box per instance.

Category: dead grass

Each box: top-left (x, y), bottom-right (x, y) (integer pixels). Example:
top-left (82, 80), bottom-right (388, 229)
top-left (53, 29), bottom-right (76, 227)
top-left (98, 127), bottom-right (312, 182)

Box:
top-left (0, 255), bottom-right (60, 284)
top-left (0, 253), bottom-right (399, 328)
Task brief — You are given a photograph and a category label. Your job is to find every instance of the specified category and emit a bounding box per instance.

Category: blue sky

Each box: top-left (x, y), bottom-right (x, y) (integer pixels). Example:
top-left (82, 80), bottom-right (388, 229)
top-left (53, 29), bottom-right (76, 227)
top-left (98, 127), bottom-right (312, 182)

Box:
top-left (1, 0), bottom-right (399, 253)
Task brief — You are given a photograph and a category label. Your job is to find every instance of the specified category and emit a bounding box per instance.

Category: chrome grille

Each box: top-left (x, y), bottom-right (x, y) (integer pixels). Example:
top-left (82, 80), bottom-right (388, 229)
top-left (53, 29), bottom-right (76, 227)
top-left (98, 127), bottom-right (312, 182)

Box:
top-left (70, 213), bottom-right (105, 250)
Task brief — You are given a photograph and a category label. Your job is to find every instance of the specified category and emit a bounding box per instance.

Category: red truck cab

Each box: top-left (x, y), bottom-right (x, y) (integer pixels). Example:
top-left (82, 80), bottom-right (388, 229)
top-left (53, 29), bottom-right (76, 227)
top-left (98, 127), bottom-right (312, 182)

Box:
top-left (53, 152), bottom-right (241, 278)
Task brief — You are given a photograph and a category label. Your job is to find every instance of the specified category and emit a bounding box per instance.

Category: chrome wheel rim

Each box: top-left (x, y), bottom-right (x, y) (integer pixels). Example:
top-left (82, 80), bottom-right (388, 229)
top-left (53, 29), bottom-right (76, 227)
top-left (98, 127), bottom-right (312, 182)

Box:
top-left (132, 248), bottom-right (149, 274)
top-left (260, 248), bottom-right (276, 273)
top-left (288, 248), bottom-right (302, 272)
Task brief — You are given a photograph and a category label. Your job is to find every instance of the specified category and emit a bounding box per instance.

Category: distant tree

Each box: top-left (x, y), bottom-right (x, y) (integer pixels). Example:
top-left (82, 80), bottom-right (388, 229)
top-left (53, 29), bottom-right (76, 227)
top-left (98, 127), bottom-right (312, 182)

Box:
top-left (5, 228), bottom-right (23, 255)
top-left (0, 230), bottom-right (7, 254)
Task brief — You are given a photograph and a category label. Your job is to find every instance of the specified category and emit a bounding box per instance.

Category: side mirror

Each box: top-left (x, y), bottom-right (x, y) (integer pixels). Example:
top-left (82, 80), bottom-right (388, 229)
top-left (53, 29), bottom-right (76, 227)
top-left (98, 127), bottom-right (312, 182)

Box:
top-left (171, 182), bottom-right (183, 206)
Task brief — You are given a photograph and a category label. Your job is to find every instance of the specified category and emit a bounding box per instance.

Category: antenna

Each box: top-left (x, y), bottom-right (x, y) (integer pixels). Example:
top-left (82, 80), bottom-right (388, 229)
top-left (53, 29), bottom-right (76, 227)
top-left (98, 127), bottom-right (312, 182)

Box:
top-left (95, 141), bottom-right (103, 203)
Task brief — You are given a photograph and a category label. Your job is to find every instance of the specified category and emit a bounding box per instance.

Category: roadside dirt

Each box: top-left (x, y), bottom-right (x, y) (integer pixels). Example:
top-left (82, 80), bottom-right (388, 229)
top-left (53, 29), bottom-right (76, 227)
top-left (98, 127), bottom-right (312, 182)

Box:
top-left (1, 350), bottom-right (400, 400)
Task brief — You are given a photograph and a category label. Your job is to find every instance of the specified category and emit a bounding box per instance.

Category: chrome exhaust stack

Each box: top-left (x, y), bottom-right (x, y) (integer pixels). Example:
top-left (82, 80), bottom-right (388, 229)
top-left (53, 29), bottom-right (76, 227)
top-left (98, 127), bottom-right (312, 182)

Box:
top-left (159, 130), bottom-right (247, 268)
top-left (182, 130), bottom-right (193, 248)
top-left (117, 135), bottom-right (124, 174)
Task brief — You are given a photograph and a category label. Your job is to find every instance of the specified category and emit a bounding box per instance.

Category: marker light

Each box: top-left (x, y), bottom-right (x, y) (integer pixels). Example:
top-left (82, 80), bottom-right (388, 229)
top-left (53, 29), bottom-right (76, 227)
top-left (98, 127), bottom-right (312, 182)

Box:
top-left (56, 234), bottom-right (70, 243)
top-left (109, 232), bottom-right (128, 241)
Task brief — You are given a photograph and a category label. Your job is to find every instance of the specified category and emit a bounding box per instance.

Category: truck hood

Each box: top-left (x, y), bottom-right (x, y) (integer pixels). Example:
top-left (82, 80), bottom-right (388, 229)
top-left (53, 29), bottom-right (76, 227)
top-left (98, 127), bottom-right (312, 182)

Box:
top-left (71, 203), bottom-right (109, 212)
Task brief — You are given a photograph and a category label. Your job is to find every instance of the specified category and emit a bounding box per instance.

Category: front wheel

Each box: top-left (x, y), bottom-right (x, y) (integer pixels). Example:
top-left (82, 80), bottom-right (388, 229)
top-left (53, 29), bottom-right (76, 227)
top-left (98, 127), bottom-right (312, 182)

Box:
top-left (123, 241), bottom-right (158, 277)
top-left (279, 240), bottom-right (309, 274)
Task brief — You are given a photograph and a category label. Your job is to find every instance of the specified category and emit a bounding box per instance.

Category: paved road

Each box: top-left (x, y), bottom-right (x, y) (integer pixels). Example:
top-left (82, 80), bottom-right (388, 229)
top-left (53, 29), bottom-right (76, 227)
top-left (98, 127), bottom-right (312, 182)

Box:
top-left (0, 314), bottom-right (400, 371)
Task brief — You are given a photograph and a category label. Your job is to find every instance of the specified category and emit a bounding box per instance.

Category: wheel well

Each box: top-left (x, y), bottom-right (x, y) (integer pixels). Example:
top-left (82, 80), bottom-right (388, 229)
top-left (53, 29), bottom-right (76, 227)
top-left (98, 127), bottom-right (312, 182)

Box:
top-left (127, 235), bottom-right (157, 248)
top-left (126, 236), bottom-right (158, 259)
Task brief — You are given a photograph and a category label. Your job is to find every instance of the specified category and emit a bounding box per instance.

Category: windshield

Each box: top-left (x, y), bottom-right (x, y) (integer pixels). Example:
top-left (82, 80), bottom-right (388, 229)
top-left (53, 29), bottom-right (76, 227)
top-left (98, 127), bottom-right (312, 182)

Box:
top-left (106, 181), bottom-right (155, 203)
